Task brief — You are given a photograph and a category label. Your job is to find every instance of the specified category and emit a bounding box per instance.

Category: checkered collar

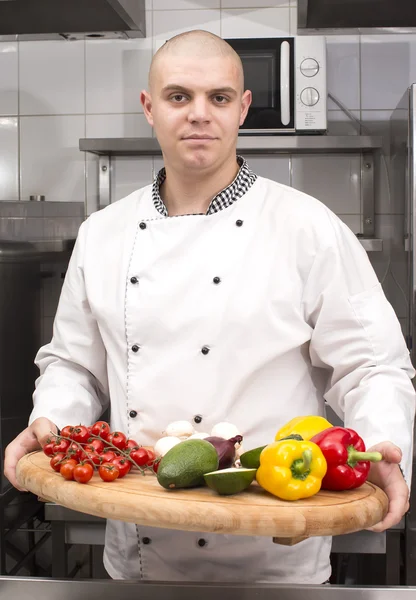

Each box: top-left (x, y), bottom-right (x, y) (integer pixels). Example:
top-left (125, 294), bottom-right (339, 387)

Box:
top-left (151, 155), bottom-right (257, 217)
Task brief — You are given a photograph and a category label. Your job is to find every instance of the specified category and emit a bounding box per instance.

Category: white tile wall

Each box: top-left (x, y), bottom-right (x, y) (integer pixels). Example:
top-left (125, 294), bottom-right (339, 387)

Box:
top-left (86, 11), bottom-right (153, 114)
top-left (326, 36), bottom-right (360, 110)
top-left (0, 117), bottom-right (18, 200)
top-left (0, 42), bottom-right (18, 116)
top-left (361, 35), bottom-right (416, 110)
top-left (20, 116), bottom-right (86, 203)
top-left (154, 0), bottom-right (220, 8)
top-left (153, 10), bottom-right (221, 47)
top-left (221, 8), bottom-right (290, 38)
top-left (19, 41), bottom-right (85, 115)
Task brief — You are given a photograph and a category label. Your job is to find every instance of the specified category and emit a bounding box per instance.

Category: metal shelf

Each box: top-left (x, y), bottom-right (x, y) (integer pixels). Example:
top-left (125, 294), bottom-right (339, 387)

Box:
top-left (79, 135), bottom-right (383, 252)
top-left (79, 135), bottom-right (382, 156)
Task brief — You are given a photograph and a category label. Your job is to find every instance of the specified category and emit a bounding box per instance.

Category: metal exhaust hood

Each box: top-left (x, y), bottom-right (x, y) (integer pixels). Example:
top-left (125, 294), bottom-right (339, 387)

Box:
top-left (0, 0), bottom-right (146, 41)
top-left (298, 0), bottom-right (416, 35)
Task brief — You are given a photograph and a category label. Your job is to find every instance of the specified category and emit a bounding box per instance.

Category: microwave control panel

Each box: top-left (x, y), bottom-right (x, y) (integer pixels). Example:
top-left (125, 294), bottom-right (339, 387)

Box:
top-left (294, 37), bottom-right (327, 131)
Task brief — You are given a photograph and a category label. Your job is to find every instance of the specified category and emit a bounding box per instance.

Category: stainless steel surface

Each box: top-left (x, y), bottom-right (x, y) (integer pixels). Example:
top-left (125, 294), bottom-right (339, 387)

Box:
top-left (390, 83), bottom-right (416, 585)
top-left (0, 578), bottom-right (415, 600)
top-left (357, 238), bottom-right (383, 252)
top-left (29, 195), bottom-right (45, 202)
top-left (297, 0), bottom-right (416, 35)
top-left (79, 135), bottom-right (383, 156)
top-left (0, 0), bottom-right (146, 41)
top-left (43, 502), bottom-right (395, 554)
top-left (97, 155), bottom-right (110, 214)
top-left (362, 153), bottom-right (375, 237)
top-left (0, 239), bottom-right (75, 262)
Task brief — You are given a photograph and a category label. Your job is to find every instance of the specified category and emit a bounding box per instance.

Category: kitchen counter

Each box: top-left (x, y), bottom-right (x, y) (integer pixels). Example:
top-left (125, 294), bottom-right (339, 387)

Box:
top-left (0, 578), bottom-right (415, 600)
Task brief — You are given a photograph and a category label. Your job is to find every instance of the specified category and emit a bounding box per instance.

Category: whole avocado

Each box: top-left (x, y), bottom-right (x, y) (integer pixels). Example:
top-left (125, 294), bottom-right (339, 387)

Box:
top-left (157, 439), bottom-right (219, 490)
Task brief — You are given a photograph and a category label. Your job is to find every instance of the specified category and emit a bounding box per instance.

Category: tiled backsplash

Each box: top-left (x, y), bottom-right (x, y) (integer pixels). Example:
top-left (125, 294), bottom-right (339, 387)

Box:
top-left (1, 0), bottom-right (415, 339)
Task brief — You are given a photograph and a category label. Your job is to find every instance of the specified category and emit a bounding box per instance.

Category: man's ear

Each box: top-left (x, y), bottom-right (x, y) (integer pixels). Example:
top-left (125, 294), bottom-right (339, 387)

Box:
top-left (239, 89), bottom-right (252, 126)
top-left (141, 90), bottom-right (154, 127)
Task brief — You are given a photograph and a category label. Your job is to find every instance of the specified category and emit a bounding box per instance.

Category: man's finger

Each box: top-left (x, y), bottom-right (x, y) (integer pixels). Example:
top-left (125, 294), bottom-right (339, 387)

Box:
top-left (366, 491), bottom-right (408, 532)
top-left (368, 442), bottom-right (402, 464)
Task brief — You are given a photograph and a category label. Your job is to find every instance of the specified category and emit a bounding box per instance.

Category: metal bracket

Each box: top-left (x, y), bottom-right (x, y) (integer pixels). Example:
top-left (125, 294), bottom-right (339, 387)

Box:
top-left (98, 155), bottom-right (111, 210)
top-left (361, 153), bottom-right (375, 237)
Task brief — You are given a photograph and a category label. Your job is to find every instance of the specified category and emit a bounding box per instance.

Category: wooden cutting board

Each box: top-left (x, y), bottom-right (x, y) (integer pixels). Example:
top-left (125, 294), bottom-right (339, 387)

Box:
top-left (16, 451), bottom-right (388, 545)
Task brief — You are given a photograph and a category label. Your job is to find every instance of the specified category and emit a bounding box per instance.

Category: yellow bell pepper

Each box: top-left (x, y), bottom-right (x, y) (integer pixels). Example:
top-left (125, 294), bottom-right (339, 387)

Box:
top-left (275, 415), bottom-right (332, 442)
top-left (256, 439), bottom-right (327, 501)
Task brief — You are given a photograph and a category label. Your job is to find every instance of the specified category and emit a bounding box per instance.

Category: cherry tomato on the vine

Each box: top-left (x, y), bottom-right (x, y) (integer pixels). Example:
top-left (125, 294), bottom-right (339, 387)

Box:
top-left (52, 439), bottom-right (71, 454)
top-left (43, 441), bottom-right (56, 457)
top-left (152, 458), bottom-right (161, 474)
top-left (88, 439), bottom-right (105, 454)
top-left (100, 450), bottom-right (118, 463)
top-left (111, 457), bottom-right (131, 478)
top-left (50, 453), bottom-right (66, 472)
top-left (107, 431), bottom-right (127, 451)
top-left (60, 425), bottom-right (75, 439)
top-left (90, 421), bottom-right (110, 440)
top-left (73, 462), bottom-right (94, 484)
top-left (126, 439), bottom-right (140, 450)
top-left (67, 442), bottom-right (84, 461)
top-left (60, 459), bottom-right (78, 481)
top-left (129, 447), bottom-right (149, 467)
top-left (99, 463), bottom-right (119, 482)
top-left (72, 425), bottom-right (90, 445)
top-left (145, 449), bottom-right (156, 464)
top-left (85, 451), bottom-right (101, 466)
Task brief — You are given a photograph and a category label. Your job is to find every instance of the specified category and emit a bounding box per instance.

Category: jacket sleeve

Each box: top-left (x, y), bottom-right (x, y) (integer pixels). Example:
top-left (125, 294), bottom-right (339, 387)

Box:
top-left (302, 210), bottom-right (415, 485)
top-left (29, 219), bottom-right (109, 429)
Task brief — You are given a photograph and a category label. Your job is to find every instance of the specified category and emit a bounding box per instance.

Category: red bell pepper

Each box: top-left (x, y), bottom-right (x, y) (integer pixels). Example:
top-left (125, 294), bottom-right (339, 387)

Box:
top-left (310, 426), bottom-right (382, 490)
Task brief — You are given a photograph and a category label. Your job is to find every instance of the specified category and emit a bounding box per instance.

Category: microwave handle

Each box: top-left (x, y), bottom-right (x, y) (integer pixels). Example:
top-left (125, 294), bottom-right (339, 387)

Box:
top-left (280, 41), bottom-right (290, 126)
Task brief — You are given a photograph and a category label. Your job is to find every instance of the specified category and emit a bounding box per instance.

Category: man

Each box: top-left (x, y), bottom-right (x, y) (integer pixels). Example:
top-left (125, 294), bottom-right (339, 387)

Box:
top-left (4, 30), bottom-right (415, 584)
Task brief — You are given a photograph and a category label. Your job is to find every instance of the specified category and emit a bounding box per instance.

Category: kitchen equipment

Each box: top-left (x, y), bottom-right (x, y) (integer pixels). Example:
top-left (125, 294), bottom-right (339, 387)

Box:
top-left (2, 578), bottom-right (416, 600)
top-left (298, 0), bottom-right (416, 35)
top-left (0, 0), bottom-right (146, 41)
top-left (17, 451), bottom-right (388, 545)
top-left (390, 84), bottom-right (416, 584)
top-left (225, 37), bottom-right (327, 134)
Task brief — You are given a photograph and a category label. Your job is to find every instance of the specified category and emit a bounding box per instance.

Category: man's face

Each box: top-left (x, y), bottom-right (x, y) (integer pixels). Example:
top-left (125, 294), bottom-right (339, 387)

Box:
top-left (141, 53), bottom-right (251, 173)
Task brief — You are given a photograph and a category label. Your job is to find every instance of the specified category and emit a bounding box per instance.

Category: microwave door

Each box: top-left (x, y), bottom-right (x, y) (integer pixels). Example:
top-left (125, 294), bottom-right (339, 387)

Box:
top-left (280, 40), bottom-right (291, 126)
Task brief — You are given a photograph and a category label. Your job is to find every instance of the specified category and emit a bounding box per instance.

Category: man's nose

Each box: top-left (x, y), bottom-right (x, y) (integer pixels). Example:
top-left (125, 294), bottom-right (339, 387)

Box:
top-left (187, 96), bottom-right (211, 122)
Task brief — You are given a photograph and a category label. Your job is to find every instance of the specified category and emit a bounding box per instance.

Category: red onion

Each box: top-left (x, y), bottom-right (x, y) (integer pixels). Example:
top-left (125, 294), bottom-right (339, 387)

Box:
top-left (204, 435), bottom-right (243, 470)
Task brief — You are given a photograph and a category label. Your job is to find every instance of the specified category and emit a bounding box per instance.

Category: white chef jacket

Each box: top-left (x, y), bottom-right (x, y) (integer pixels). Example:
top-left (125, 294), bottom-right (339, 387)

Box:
top-left (30, 174), bottom-right (416, 584)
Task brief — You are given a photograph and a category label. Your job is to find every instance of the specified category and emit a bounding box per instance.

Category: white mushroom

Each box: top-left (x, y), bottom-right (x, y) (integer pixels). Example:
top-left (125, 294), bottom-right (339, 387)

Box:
top-left (210, 422), bottom-right (241, 440)
top-left (162, 420), bottom-right (195, 439)
top-left (154, 436), bottom-right (182, 457)
top-left (187, 432), bottom-right (210, 440)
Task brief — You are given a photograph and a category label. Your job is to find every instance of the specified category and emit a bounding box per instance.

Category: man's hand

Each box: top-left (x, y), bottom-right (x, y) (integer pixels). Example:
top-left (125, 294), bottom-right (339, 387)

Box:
top-left (366, 441), bottom-right (410, 532)
top-left (4, 417), bottom-right (58, 491)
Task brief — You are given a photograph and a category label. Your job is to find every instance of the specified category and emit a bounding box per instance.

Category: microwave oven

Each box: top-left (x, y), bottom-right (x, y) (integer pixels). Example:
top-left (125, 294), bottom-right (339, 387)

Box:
top-left (225, 37), bottom-right (327, 134)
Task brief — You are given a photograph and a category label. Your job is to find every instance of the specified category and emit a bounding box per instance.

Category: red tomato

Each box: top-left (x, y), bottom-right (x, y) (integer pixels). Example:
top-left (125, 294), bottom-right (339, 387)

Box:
top-left (152, 458), bottom-right (161, 474)
top-left (50, 453), bottom-right (66, 472)
top-left (88, 439), bottom-right (105, 454)
top-left (72, 425), bottom-right (90, 445)
top-left (100, 450), bottom-right (117, 463)
top-left (85, 451), bottom-right (101, 466)
top-left (99, 463), bottom-right (119, 482)
top-left (129, 447), bottom-right (149, 467)
top-left (43, 441), bottom-right (56, 457)
top-left (146, 449), bottom-right (156, 464)
top-left (60, 459), bottom-right (78, 480)
top-left (111, 457), bottom-right (131, 478)
top-left (107, 431), bottom-right (127, 451)
top-left (73, 462), bottom-right (94, 484)
top-left (68, 442), bottom-right (84, 461)
top-left (91, 421), bottom-right (111, 440)
top-left (52, 439), bottom-right (71, 454)
top-left (60, 425), bottom-right (75, 439)
top-left (126, 439), bottom-right (140, 450)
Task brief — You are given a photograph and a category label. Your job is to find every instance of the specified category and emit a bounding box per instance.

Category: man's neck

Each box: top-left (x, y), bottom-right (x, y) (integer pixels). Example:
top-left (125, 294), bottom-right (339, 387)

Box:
top-left (160, 158), bottom-right (240, 217)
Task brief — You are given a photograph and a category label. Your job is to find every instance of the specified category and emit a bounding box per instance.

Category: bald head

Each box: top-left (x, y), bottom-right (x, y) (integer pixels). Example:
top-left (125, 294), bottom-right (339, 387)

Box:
top-left (149, 30), bottom-right (244, 93)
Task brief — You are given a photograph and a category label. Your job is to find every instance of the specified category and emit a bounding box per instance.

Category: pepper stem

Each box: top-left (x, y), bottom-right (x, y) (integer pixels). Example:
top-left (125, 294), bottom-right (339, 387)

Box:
top-left (347, 446), bottom-right (383, 468)
top-left (291, 449), bottom-right (312, 481)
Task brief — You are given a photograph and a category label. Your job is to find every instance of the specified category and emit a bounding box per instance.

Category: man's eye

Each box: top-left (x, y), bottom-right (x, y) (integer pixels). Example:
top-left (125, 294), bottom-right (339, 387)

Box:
top-left (214, 95), bottom-right (228, 103)
top-left (171, 94), bottom-right (186, 102)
